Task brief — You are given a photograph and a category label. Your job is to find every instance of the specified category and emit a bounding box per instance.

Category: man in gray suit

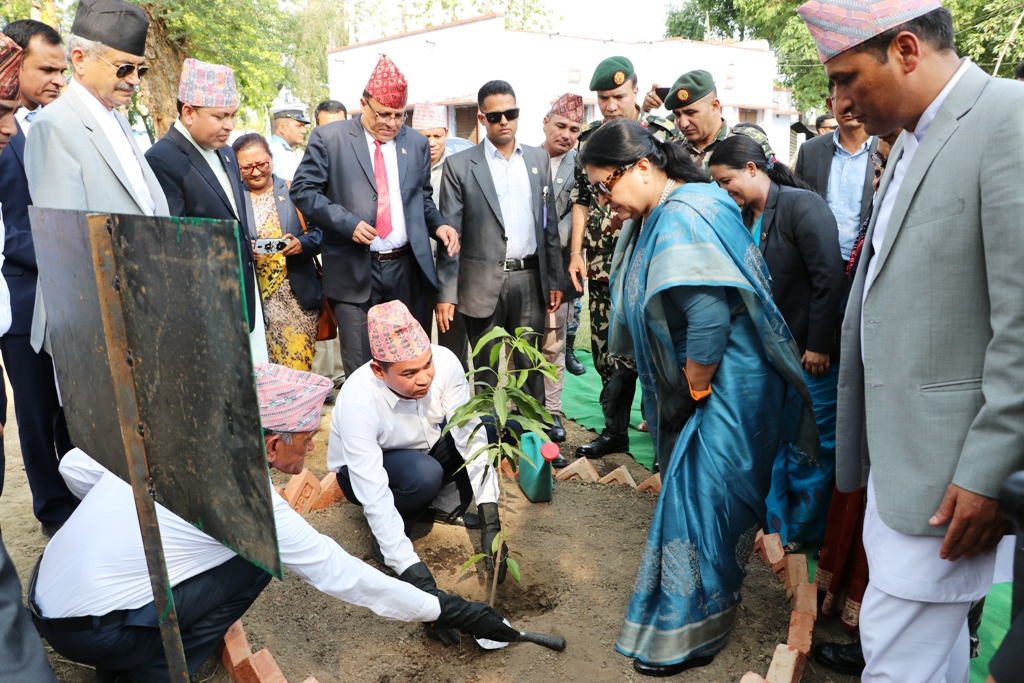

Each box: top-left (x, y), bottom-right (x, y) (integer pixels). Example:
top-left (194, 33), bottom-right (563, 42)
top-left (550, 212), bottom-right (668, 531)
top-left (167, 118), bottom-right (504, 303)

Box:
top-left (799, 2), bottom-right (1022, 680)
top-left (24, 0), bottom-right (168, 353)
top-left (437, 81), bottom-right (562, 407)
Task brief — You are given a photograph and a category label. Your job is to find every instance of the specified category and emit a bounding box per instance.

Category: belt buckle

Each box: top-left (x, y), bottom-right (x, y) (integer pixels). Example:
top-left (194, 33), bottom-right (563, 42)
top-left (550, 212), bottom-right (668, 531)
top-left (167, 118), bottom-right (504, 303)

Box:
top-left (501, 259), bottom-right (512, 272)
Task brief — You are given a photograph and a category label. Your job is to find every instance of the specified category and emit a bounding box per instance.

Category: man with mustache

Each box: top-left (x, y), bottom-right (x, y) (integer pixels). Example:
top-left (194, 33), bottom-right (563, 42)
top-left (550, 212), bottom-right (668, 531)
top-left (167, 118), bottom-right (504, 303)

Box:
top-left (0, 19), bottom-right (79, 538)
top-left (145, 58), bottom-right (264, 360)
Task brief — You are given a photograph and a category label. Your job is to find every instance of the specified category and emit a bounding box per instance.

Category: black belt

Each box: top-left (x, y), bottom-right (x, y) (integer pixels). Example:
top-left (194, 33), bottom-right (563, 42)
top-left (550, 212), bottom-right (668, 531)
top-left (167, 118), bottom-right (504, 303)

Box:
top-left (26, 555), bottom-right (127, 632)
top-left (371, 245), bottom-right (409, 262)
top-left (500, 256), bottom-right (538, 271)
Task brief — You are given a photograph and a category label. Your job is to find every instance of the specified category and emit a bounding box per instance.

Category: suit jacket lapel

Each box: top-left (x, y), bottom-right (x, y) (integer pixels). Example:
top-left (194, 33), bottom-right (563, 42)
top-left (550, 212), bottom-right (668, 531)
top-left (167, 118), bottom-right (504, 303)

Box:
top-left (525, 147), bottom-right (543, 229)
top-left (168, 126), bottom-right (235, 217)
top-left (218, 147), bottom-right (245, 219)
top-left (554, 148), bottom-right (575, 210)
top-left (816, 135), bottom-right (831, 197)
top-left (65, 86), bottom-right (147, 213)
top-left (395, 126), bottom-right (409, 190)
top-left (759, 182), bottom-right (779, 254)
top-left (870, 66), bottom-right (986, 281)
top-left (348, 122), bottom-right (377, 190)
top-left (470, 144), bottom-right (504, 229)
top-left (858, 137), bottom-right (879, 225)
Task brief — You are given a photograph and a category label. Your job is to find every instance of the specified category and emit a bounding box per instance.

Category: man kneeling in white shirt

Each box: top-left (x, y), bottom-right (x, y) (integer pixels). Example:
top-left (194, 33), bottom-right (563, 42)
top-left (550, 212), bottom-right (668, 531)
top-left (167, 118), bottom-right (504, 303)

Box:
top-left (329, 301), bottom-right (509, 640)
top-left (28, 362), bottom-right (516, 681)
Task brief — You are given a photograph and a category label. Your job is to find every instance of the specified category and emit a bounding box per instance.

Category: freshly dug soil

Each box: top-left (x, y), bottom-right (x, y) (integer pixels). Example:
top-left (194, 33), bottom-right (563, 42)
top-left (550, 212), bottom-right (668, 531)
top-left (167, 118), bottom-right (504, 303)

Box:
top-left (2, 399), bottom-right (858, 682)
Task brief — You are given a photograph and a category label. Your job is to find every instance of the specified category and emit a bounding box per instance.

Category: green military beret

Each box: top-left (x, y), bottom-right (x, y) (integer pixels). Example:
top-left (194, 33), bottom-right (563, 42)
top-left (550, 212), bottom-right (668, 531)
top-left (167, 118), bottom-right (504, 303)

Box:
top-left (590, 56), bottom-right (635, 92)
top-left (664, 69), bottom-right (716, 109)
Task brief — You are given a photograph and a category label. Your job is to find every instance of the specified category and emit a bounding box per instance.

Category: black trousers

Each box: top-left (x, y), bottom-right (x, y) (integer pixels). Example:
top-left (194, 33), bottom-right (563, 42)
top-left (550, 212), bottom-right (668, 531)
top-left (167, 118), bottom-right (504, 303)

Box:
top-left (332, 252), bottom-right (431, 379)
top-left (0, 335), bottom-right (77, 527)
top-left (33, 555), bottom-right (271, 683)
top-left (462, 268), bottom-right (546, 406)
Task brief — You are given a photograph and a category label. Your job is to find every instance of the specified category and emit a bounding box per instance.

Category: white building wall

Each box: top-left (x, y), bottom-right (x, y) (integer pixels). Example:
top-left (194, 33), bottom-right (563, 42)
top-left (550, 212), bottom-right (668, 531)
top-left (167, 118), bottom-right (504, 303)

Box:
top-left (328, 15), bottom-right (790, 150)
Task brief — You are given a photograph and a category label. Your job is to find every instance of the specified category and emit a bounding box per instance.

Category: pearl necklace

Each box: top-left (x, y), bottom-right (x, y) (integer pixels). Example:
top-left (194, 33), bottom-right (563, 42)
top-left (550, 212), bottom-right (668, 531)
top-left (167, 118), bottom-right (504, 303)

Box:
top-left (658, 179), bottom-right (677, 206)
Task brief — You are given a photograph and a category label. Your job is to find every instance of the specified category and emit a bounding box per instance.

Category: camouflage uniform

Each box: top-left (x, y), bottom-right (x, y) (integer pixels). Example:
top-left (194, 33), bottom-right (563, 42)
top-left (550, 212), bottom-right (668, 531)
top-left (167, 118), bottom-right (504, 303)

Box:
top-left (571, 110), bottom-right (682, 383)
top-left (685, 119), bottom-right (775, 171)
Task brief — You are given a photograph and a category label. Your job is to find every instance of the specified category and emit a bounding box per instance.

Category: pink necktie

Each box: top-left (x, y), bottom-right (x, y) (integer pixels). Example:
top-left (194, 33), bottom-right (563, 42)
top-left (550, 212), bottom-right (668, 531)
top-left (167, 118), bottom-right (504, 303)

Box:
top-left (373, 140), bottom-right (393, 241)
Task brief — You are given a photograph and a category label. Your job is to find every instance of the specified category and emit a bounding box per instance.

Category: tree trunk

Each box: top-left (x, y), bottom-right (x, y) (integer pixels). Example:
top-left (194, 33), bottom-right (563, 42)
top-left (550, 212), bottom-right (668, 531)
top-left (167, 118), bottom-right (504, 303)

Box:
top-left (139, 6), bottom-right (187, 140)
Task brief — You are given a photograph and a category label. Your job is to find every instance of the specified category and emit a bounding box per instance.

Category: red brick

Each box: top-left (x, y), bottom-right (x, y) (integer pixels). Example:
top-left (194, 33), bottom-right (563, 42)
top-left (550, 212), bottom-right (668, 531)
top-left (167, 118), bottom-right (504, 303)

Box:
top-left (775, 554), bottom-right (809, 598)
top-left (598, 465), bottom-right (637, 488)
top-left (283, 469), bottom-right (321, 515)
top-left (787, 611), bottom-right (815, 658)
top-left (741, 674), bottom-right (768, 683)
top-left (765, 644), bottom-right (807, 683)
top-left (636, 473), bottom-right (662, 494)
top-left (760, 533), bottom-right (785, 567)
top-left (791, 583), bottom-right (817, 621)
top-left (554, 456), bottom-right (599, 483)
top-left (218, 620), bottom-right (251, 675)
top-left (233, 648), bottom-right (287, 683)
top-left (310, 472), bottom-right (345, 511)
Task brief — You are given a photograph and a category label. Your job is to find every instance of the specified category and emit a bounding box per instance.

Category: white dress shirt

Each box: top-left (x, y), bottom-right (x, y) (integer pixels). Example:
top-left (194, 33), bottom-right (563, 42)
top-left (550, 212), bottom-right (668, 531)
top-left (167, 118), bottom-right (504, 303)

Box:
top-left (0, 207), bottom-right (11, 336)
top-left (15, 105), bottom-right (38, 137)
top-left (35, 449), bottom-right (439, 622)
top-left (364, 128), bottom-right (408, 252)
top-left (484, 137), bottom-right (536, 260)
top-left (327, 345), bottom-right (499, 574)
top-left (174, 119), bottom-right (238, 218)
top-left (69, 79), bottom-right (155, 216)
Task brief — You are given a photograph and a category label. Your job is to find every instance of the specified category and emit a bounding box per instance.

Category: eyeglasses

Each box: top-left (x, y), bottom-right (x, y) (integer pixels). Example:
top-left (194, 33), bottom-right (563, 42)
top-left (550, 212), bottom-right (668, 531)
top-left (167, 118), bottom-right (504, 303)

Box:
top-left (365, 100), bottom-right (405, 123)
top-left (96, 53), bottom-right (149, 80)
top-left (871, 151), bottom-right (886, 178)
top-left (586, 162), bottom-right (636, 197)
top-left (481, 108), bottom-right (520, 124)
top-left (239, 160), bottom-right (271, 175)
top-left (820, 124), bottom-right (838, 131)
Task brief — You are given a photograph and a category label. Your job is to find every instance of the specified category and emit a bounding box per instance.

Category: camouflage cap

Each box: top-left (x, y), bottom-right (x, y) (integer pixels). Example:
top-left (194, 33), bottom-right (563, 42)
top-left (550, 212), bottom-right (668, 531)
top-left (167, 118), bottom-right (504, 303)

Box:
top-left (664, 70), bottom-right (716, 109)
top-left (590, 56), bottom-right (634, 92)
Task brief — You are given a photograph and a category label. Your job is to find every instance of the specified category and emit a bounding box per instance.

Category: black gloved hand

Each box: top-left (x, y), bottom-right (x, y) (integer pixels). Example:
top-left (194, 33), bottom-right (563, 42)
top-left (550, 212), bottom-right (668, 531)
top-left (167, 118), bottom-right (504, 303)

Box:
top-left (432, 591), bottom-right (520, 642)
top-left (659, 385), bottom-right (702, 433)
top-left (478, 502), bottom-right (509, 584)
top-left (399, 561), bottom-right (461, 646)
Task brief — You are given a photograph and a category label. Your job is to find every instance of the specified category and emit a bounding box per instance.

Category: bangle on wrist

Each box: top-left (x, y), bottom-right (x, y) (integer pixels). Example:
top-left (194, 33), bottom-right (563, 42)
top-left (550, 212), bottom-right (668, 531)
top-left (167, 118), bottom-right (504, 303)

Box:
top-left (684, 371), bottom-right (712, 401)
top-left (571, 250), bottom-right (584, 256)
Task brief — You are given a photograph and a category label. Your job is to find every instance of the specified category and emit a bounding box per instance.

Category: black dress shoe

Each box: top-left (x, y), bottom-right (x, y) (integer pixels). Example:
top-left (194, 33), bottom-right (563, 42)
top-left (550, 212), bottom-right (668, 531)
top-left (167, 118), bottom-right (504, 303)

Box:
top-left (550, 453), bottom-right (568, 468)
top-left (633, 655), bottom-right (715, 677)
top-left (575, 432), bottom-right (629, 459)
top-left (565, 348), bottom-right (586, 376)
top-left (813, 641), bottom-right (865, 676)
top-left (548, 414), bottom-right (567, 443)
top-left (431, 508), bottom-right (481, 529)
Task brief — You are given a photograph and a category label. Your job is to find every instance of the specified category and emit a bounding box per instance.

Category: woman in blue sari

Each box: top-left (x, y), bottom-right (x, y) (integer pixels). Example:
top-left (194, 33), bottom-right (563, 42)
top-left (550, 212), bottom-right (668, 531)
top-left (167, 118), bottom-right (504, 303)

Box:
top-left (578, 119), bottom-right (819, 676)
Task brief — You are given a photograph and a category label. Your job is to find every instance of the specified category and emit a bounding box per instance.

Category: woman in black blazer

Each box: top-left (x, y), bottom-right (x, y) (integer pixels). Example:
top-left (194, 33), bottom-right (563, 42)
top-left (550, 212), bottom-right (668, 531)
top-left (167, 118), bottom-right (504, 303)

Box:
top-left (709, 133), bottom-right (845, 549)
top-left (232, 133), bottom-right (323, 371)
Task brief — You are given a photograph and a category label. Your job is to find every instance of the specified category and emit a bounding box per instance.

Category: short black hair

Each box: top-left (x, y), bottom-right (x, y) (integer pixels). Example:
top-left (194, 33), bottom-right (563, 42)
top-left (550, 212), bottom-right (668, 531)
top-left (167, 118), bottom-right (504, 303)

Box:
top-left (849, 7), bottom-right (955, 64)
top-left (478, 80), bottom-right (516, 109)
top-left (3, 19), bottom-right (62, 53)
top-left (814, 113), bottom-right (835, 129)
top-left (1015, 61), bottom-right (1024, 80)
top-left (231, 132), bottom-right (271, 157)
top-left (314, 99), bottom-right (346, 121)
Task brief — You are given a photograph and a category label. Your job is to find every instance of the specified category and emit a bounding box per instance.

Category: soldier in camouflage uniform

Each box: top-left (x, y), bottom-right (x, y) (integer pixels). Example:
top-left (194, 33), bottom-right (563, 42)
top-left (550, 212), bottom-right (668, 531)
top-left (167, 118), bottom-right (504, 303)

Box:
top-left (643, 69), bottom-right (775, 170)
top-left (567, 56), bottom-right (683, 460)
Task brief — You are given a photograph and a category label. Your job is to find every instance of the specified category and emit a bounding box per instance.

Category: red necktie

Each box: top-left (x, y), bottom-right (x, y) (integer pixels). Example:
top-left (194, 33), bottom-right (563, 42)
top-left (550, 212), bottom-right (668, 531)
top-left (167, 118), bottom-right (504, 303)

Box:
top-left (373, 140), bottom-right (393, 241)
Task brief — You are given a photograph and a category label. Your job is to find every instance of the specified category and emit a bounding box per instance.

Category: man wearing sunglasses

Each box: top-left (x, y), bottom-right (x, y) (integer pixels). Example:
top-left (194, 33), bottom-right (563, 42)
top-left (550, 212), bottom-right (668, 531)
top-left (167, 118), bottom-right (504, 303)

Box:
top-left (144, 58), bottom-right (264, 360)
top-left (22, 0), bottom-right (168, 390)
top-left (567, 56), bottom-right (680, 461)
top-left (291, 54), bottom-right (460, 380)
top-left (436, 80), bottom-right (562, 412)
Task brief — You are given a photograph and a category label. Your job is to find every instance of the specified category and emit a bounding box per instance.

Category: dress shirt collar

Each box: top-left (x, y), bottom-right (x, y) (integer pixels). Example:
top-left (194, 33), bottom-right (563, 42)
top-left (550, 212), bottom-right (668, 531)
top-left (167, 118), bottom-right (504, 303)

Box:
top-left (484, 136), bottom-right (523, 161)
top-left (912, 57), bottom-right (970, 142)
top-left (364, 127), bottom-right (395, 148)
top-left (69, 78), bottom-right (118, 122)
top-left (174, 118), bottom-right (214, 154)
top-left (430, 148), bottom-right (447, 173)
top-left (831, 128), bottom-right (872, 156)
top-left (372, 372), bottom-right (410, 410)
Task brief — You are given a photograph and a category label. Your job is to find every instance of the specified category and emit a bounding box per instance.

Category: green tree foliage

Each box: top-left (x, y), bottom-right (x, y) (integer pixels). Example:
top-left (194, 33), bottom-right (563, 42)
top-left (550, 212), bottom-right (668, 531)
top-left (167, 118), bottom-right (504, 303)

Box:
top-left (665, 0), bottom-right (747, 42)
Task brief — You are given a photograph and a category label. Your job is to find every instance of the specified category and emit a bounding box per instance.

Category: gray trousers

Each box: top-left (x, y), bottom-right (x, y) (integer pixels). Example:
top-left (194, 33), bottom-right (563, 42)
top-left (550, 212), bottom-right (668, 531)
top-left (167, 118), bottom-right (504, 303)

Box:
top-left (332, 252), bottom-right (431, 378)
top-left (462, 268), bottom-right (546, 405)
top-left (0, 538), bottom-right (56, 682)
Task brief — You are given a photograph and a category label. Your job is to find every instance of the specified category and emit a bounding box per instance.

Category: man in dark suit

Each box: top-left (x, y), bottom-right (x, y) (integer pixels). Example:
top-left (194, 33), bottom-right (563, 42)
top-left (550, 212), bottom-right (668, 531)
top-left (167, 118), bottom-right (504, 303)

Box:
top-left (144, 59), bottom-right (260, 348)
top-left (794, 90), bottom-right (877, 266)
top-left (290, 55), bottom-right (459, 378)
top-left (0, 20), bottom-right (79, 534)
top-left (436, 80), bottom-right (562, 406)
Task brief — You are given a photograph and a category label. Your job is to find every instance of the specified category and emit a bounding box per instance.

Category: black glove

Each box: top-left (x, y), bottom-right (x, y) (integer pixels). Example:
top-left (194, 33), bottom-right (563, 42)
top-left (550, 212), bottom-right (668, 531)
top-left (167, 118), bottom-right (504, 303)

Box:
top-left (432, 591), bottom-right (520, 642)
top-left (478, 502), bottom-right (509, 584)
top-left (399, 561), bottom-right (460, 646)
top-left (659, 385), bottom-right (702, 433)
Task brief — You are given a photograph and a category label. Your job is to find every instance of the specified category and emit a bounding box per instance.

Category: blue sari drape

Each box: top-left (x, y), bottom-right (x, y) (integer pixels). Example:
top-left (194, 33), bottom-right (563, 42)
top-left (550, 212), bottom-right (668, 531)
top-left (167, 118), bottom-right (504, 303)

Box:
top-left (609, 184), bottom-right (818, 665)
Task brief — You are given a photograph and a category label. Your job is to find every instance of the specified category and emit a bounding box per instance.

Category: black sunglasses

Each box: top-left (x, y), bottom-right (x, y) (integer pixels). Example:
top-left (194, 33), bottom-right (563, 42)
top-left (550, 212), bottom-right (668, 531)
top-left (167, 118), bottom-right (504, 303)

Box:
top-left (97, 53), bottom-right (149, 79)
top-left (482, 108), bottom-right (520, 124)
